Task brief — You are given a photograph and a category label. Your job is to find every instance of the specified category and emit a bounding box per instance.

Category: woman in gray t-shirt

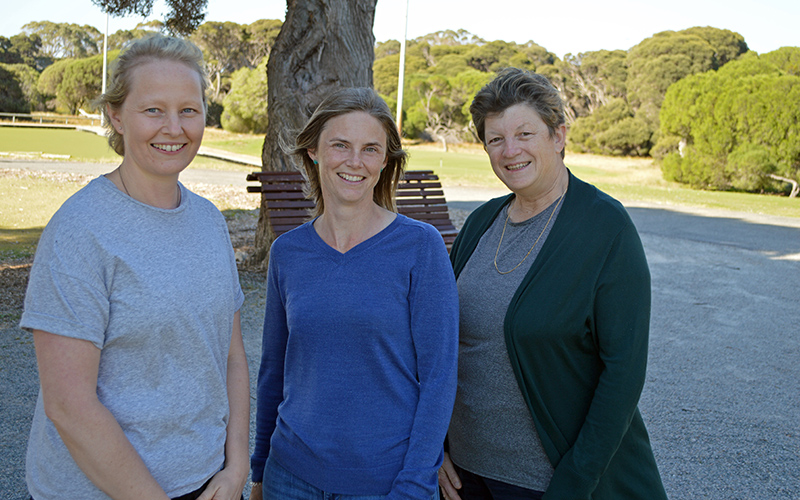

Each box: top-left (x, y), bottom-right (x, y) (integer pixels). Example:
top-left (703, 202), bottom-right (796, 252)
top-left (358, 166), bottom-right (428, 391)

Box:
top-left (21, 35), bottom-right (249, 500)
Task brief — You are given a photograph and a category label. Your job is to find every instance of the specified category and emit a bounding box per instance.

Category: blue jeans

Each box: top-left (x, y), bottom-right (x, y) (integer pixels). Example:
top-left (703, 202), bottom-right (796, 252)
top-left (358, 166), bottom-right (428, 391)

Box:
top-left (263, 455), bottom-right (440, 500)
top-left (450, 464), bottom-right (545, 500)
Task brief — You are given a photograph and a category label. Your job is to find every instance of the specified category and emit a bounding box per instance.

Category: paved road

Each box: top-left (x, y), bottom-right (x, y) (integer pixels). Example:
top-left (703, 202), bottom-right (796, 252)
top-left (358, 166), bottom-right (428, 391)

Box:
top-left (2, 161), bottom-right (799, 498)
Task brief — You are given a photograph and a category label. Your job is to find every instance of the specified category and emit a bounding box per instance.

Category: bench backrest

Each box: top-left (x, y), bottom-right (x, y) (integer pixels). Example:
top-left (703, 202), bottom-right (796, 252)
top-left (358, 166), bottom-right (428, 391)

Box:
top-left (246, 169), bottom-right (458, 250)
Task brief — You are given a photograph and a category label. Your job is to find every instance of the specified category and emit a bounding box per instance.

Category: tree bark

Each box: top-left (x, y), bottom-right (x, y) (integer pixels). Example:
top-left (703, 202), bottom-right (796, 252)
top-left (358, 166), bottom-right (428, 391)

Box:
top-left (249, 0), bottom-right (377, 269)
top-left (768, 173), bottom-right (800, 198)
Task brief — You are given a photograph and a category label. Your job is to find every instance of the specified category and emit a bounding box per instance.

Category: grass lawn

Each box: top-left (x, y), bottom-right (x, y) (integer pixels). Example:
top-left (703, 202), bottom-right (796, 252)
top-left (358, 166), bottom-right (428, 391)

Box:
top-left (0, 172), bottom-right (90, 260)
top-left (0, 127), bottom-right (119, 162)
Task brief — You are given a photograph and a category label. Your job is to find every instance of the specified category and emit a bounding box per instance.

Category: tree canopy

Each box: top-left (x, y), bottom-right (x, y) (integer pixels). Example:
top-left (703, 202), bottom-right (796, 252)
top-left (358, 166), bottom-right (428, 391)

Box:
top-left (659, 49), bottom-right (800, 196)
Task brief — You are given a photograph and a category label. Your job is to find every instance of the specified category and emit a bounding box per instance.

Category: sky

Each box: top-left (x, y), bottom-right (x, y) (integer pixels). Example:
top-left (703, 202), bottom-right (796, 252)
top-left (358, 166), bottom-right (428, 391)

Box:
top-left (2, 0), bottom-right (799, 58)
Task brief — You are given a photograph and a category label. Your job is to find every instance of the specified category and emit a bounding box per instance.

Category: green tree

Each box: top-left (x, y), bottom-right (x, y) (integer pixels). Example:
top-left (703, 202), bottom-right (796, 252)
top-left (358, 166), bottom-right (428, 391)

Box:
top-left (221, 56), bottom-right (269, 133)
top-left (0, 63), bottom-right (44, 111)
top-left (0, 64), bottom-right (30, 112)
top-left (191, 21), bottom-right (247, 99)
top-left (92, 0), bottom-right (206, 35)
top-left (22, 21), bottom-right (102, 59)
top-left (659, 52), bottom-right (800, 196)
top-left (107, 20), bottom-right (166, 50)
top-left (56, 51), bottom-right (119, 114)
top-left (37, 58), bottom-right (73, 111)
top-left (242, 19), bottom-right (283, 67)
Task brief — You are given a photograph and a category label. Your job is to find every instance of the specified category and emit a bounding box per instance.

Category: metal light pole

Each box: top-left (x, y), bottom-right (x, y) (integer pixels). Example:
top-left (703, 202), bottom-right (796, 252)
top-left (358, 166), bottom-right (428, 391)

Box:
top-left (395, 0), bottom-right (409, 136)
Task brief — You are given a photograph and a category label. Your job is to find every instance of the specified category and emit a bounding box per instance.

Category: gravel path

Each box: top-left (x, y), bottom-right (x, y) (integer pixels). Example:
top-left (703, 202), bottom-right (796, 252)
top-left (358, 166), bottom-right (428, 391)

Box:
top-left (2, 165), bottom-right (799, 499)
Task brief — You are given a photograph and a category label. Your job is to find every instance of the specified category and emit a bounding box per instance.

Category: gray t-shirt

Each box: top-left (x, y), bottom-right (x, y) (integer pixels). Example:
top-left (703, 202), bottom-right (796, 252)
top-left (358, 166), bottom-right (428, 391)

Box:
top-left (21, 176), bottom-right (245, 499)
top-left (449, 198), bottom-right (562, 491)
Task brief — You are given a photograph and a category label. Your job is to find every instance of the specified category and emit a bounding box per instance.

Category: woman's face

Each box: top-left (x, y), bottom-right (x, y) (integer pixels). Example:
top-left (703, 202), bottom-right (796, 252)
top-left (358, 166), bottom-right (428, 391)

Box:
top-left (484, 102), bottom-right (566, 200)
top-left (108, 59), bottom-right (205, 180)
top-left (308, 111), bottom-right (388, 210)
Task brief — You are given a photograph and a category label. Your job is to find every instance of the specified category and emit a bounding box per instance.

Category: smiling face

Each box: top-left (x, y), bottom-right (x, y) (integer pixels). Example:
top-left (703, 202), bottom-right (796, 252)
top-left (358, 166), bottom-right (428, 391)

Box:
top-left (484, 102), bottom-right (566, 200)
top-left (108, 58), bottom-right (205, 181)
top-left (308, 111), bottom-right (388, 211)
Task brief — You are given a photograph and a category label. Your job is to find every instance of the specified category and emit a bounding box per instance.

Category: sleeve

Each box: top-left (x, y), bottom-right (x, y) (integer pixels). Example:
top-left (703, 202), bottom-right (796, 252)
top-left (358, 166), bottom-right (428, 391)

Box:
top-left (544, 221), bottom-right (652, 499)
top-left (249, 248), bottom-right (289, 482)
top-left (387, 226), bottom-right (460, 499)
top-left (20, 220), bottom-right (110, 348)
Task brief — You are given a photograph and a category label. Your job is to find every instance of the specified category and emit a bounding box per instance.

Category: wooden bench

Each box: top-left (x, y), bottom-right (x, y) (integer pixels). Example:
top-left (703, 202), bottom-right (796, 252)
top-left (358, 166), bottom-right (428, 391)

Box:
top-left (246, 169), bottom-right (458, 250)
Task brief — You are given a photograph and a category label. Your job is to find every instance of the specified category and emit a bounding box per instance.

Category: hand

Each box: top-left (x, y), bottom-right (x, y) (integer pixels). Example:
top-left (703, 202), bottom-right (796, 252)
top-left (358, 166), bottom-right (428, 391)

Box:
top-left (438, 452), bottom-right (462, 500)
top-left (196, 467), bottom-right (248, 500)
top-left (249, 482), bottom-right (263, 500)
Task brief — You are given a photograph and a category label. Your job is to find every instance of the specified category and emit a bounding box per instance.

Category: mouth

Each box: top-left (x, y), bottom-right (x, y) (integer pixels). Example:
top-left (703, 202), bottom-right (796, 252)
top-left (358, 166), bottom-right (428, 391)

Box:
top-left (338, 172), bottom-right (366, 183)
top-left (505, 161), bottom-right (530, 171)
top-left (152, 143), bottom-right (186, 153)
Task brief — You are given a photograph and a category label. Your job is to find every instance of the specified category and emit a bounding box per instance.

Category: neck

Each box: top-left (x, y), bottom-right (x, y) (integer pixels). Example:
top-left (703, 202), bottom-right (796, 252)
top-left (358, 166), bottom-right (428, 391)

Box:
top-left (509, 167), bottom-right (568, 223)
top-left (314, 202), bottom-right (395, 253)
top-left (110, 164), bottom-right (181, 209)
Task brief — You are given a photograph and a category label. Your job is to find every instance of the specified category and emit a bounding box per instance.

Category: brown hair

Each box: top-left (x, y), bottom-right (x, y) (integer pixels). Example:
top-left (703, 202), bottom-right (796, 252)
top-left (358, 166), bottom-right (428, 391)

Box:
top-left (292, 87), bottom-right (407, 216)
top-left (470, 68), bottom-right (566, 158)
top-left (95, 35), bottom-right (209, 156)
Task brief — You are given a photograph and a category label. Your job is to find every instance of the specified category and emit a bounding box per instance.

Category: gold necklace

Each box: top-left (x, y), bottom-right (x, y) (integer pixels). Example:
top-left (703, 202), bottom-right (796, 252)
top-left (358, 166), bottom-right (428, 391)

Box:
top-left (494, 189), bottom-right (566, 275)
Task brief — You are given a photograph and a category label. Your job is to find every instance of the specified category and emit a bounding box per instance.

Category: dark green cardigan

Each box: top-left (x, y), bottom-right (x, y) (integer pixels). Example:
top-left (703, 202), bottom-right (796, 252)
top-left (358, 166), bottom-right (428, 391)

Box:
top-left (450, 172), bottom-right (667, 500)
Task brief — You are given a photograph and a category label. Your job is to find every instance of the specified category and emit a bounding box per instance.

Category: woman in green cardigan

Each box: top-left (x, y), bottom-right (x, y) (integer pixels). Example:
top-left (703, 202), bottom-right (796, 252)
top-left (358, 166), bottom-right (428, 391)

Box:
top-left (438, 68), bottom-right (667, 500)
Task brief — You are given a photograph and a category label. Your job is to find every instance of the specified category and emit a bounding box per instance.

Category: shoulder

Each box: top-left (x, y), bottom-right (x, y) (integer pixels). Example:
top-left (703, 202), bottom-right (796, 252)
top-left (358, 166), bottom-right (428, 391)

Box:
top-left (393, 214), bottom-right (441, 242)
top-left (566, 173), bottom-right (634, 234)
top-left (270, 220), bottom-right (315, 258)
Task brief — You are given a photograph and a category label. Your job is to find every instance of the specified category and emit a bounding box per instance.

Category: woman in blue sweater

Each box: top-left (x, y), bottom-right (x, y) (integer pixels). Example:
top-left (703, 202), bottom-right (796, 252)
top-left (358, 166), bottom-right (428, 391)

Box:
top-left (250, 88), bottom-right (459, 500)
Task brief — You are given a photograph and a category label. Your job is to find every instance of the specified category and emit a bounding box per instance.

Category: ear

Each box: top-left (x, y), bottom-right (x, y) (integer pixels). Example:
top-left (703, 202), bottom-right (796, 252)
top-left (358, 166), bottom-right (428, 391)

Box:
top-left (307, 149), bottom-right (317, 163)
top-left (553, 123), bottom-right (566, 154)
top-left (107, 103), bottom-right (123, 134)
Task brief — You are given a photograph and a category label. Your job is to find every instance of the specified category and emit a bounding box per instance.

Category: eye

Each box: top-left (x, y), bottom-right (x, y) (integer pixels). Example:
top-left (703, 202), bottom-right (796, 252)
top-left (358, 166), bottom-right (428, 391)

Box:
top-left (145, 108), bottom-right (159, 114)
top-left (182, 107), bottom-right (199, 114)
top-left (364, 146), bottom-right (379, 153)
top-left (487, 136), bottom-right (502, 145)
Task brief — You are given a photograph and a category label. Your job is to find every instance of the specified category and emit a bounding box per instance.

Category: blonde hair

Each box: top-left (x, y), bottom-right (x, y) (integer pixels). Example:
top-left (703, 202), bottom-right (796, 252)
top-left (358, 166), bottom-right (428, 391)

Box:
top-left (95, 35), bottom-right (209, 156)
top-left (292, 87), bottom-right (407, 216)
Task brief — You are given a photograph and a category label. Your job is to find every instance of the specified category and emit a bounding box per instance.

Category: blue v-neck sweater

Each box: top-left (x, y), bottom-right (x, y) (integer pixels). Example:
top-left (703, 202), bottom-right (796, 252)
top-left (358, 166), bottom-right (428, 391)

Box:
top-left (251, 214), bottom-right (459, 499)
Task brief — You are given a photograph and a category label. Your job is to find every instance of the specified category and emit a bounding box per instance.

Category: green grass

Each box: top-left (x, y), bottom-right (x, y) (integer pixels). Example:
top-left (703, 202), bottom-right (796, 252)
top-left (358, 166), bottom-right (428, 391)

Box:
top-left (0, 127), bottom-right (119, 162)
top-left (0, 173), bottom-right (89, 259)
top-left (0, 126), bottom-right (258, 172)
top-left (202, 128), bottom-right (265, 157)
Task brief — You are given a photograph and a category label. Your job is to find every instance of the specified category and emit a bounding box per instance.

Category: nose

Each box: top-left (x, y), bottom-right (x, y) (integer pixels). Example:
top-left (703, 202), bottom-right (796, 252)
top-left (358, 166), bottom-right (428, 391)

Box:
top-left (502, 138), bottom-right (521, 158)
top-left (162, 112), bottom-right (182, 136)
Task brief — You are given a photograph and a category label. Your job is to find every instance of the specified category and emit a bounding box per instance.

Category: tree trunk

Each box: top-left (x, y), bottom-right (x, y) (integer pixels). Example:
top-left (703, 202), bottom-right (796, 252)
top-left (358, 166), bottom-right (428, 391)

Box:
top-left (249, 0), bottom-right (377, 269)
top-left (768, 173), bottom-right (800, 198)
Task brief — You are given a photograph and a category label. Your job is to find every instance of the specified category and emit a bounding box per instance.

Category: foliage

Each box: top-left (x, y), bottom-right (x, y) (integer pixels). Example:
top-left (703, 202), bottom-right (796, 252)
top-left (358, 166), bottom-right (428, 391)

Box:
top-left (92, 0), bottom-right (207, 35)
top-left (107, 20), bottom-right (166, 50)
top-left (22, 21), bottom-right (102, 59)
top-left (659, 51), bottom-right (800, 195)
top-left (0, 65), bottom-right (29, 112)
top-left (221, 57), bottom-right (269, 133)
top-left (0, 34), bottom-right (49, 69)
top-left (0, 63), bottom-right (44, 112)
top-left (49, 51), bottom-right (119, 114)
top-left (242, 19), bottom-right (282, 67)
top-left (36, 58), bottom-right (73, 111)
top-left (569, 98), bottom-right (651, 156)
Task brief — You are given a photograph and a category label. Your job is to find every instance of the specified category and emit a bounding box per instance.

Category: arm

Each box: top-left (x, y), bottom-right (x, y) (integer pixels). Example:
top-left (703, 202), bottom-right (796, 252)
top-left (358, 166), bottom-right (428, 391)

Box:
top-left (388, 230), bottom-right (460, 499)
top-left (544, 223), bottom-right (652, 499)
top-left (199, 311), bottom-right (250, 500)
top-left (33, 329), bottom-right (170, 500)
top-left (250, 252), bottom-right (288, 484)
